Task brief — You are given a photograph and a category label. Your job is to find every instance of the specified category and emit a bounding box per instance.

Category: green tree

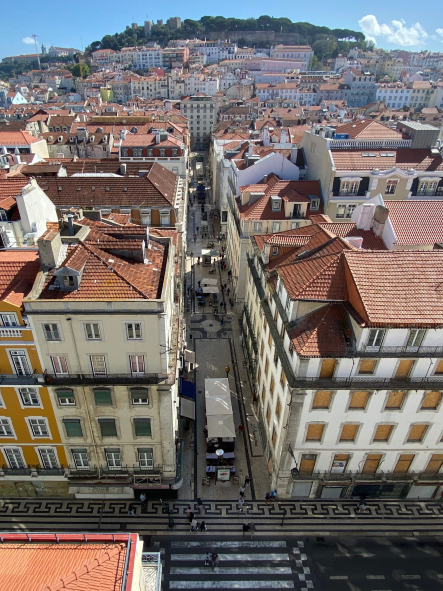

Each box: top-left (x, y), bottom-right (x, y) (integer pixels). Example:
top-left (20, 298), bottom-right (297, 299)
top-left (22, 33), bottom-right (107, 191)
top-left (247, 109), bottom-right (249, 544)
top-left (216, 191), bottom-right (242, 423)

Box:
top-left (69, 62), bottom-right (90, 78)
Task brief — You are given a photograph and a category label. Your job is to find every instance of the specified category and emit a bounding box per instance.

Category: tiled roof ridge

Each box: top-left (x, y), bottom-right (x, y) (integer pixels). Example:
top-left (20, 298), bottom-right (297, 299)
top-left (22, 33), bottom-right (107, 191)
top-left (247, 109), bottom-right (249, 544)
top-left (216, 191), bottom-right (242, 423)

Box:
top-left (278, 251), bottom-right (344, 297)
top-left (290, 304), bottom-right (332, 354)
top-left (38, 543), bottom-right (124, 591)
top-left (146, 161), bottom-right (177, 202)
top-left (81, 242), bottom-right (150, 298)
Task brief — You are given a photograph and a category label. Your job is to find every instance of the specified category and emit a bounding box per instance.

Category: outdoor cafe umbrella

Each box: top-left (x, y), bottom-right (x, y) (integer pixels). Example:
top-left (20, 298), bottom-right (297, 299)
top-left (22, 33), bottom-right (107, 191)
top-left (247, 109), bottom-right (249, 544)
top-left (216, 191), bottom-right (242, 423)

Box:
top-left (205, 392), bottom-right (232, 415)
top-left (202, 286), bottom-right (219, 294)
top-left (202, 278), bottom-right (218, 285)
top-left (206, 414), bottom-right (236, 438)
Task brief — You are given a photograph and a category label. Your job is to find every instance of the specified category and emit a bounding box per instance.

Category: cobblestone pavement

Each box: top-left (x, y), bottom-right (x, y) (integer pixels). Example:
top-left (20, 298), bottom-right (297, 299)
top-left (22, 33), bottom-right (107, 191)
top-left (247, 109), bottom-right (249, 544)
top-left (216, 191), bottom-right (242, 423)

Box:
top-left (1, 498), bottom-right (443, 537)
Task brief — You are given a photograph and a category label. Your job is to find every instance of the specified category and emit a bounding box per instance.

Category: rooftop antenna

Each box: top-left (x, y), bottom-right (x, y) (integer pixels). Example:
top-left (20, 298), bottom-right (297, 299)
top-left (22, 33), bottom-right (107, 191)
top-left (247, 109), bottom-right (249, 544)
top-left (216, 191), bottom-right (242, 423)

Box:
top-left (32, 34), bottom-right (41, 69)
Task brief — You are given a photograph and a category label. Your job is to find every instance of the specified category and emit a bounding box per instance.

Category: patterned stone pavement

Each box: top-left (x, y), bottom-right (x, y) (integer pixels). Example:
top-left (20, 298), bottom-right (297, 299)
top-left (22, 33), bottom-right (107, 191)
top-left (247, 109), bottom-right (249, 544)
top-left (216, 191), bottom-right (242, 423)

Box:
top-left (1, 498), bottom-right (443, 537)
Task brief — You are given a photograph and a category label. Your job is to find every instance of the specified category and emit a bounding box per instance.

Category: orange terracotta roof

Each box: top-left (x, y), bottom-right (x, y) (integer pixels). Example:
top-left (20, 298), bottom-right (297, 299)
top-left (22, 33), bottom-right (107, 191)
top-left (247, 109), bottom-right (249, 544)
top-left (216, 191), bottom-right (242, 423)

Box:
top-left (335, 119), bottom-right (402, 139)
top-left (318, 222), bottom-right (387, 250)
top-left (0, 131), bottom-right (44, 145)
top-left (344, 250), bottom-right (443, 327)
top-left (331, 148), bottom-right (443, 171)
top-left (0, 250), bottom-right (40, 306)
top-left (288, 304), bottom-right (353, 357)
top-left (0, 178), bottom-right (29, 207)
top-left (384, 200), bottom-right (443, 246)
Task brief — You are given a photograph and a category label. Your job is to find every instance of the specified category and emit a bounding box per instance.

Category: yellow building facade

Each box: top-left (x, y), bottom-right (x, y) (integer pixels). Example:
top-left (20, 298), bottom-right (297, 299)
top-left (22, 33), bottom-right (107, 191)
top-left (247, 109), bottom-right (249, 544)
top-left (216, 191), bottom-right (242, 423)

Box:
top-left (0, 251), bottom-right (68, 497)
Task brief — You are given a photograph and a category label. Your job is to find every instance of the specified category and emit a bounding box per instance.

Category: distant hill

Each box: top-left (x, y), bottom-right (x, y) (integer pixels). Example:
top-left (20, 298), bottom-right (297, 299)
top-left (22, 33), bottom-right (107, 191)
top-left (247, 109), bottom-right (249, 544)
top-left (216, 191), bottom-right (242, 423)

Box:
top-left (86, 15), bottom-right (368, 62)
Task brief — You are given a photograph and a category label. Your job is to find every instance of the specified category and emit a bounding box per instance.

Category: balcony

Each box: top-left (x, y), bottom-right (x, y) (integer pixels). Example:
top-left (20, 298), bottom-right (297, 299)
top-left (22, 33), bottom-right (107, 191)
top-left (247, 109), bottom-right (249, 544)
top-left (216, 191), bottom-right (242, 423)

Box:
top-left (243, 305), bottom-right (258, 355)
top-left (246, 255), bottom-right (265, 300)
top-left (0, 373), bottom-right (41, 386)
top-left (292, 470), bottom-right (443, 483)
top-left (356, 345), bottom-right (443, 358)
top-left (35, 466), bottom-right (66, 476)
top-left (68, 465), bottom-right (164, 479)
top-left (44, 372), bottom-right (168, 386)
top-left (293, 375), bottom-right (443, 390)
top-left (0, 328), bottom-right (24, 338)
top-left (1, 465), bottom-right (32, 476)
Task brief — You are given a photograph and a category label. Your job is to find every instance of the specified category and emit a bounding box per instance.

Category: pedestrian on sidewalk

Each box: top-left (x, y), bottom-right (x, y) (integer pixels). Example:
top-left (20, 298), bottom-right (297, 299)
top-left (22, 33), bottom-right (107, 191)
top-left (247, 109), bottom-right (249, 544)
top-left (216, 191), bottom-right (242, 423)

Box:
top-left (200, 520), bottom-right (207, 532)
top-left (249, 522), bottom-right (256, 539)
top-left (196, 226), bottom-right (199, 233)
top-left (238, 498), bottom-right (245, 512)
top-left (140, 492), bottom-right (147, 511)
top-left (128, 503), bottom-right (136, 516)
top-left (265, 492), bottom-right (273, 505)
top-left (190, 518), bottom-right (198, 532)
top-left (205, 552), bottom-right (211, 566)
top-left (242, 523), bottom-right (250, 535)
top-left (244, 475), bottom-right (251, 487)
top-left (211, 553), bottom-right (219, 570)
top-left (238, 423), bottom-right (244, 434)
top-left (214, 306), bottom-right (218, 315)
top-left (227, 288), bottom-right (230, 296)
top-left (185, 505), bottom-right (192, 516)
top-left (194, 233), bottom-right (197, 242)
top-left (226, 365), bottom-right (230, 378)
top-left (188, 511), bottom-right (195, 523)
top-left (239, 486), bottom-right (245, 499)
top-left (203, 427), bottom-right (208, 438)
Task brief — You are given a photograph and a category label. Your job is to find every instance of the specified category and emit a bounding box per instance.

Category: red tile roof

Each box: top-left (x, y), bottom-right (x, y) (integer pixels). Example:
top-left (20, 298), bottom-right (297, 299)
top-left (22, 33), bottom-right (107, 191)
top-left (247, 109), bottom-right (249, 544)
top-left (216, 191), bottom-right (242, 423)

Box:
top-left (384, 200), bottom-right (443, 246)
top-left (0, 131), bottom-right (44, 145)
top-left (0, 178), bottom-right (30, 210)
top-left (335, 119), bottom-right (402, 139)
top-left (288, 304), bottom-right (353, 357)
top-left (319, 222), bottom-right (387, 250)
top-left (344, 250), bottom-right (443, 327)
top-left (331, 148), bottom-right (443, 171)
top-left (0, 250), bottom-right (40, 306)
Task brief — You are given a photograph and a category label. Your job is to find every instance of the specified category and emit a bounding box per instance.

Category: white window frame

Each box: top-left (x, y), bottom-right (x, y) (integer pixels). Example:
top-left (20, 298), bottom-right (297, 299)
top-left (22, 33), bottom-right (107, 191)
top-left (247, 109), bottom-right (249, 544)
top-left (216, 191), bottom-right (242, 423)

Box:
top-left (131, 387), bottom-right (150, 405)
top-left (1, 313), bottom-right (18, 327)
top-left (253, 222), bottom-right (262, 232)
top-left (406, 329), bottom-right (426, 350)
top-left (160, 210), bottom-right (170, 226)
top-left (90, 355), bottom-right (107, 376)
top-left (71, 449), bottom-right (89, 469)
top-left (8, 349), bottom-right (31, 376)
top-left (125, 322), bottom-right (142, 340)
top-left (336, 204), bottom-right (346, 219)
top-left (26, 417), bottom-right (51, 439)
top-left (129, 355), bottom-right (145, 376)
top-left (272, 222), bottom-right (281, 233)
top-left (310, 198), bottom-right (320, 210)
top-left (17, 387), bottom-right (41, 408)
top-left (385, 180), bottom-right (398, 194)
top-left (42, 323), bottom-right (61, 341)
top-left (37, 447), bottom-right (59, 469)
top-left (2, 446), bottom-right (25, 469)
top-left (346, 204), bottom-right (357, 218)
top-left (51, 355), bottom-right (69, 376)
top-left (138, 447), bottom-right (154, 468)
top-left (84, 323), bottom-right (101, 340)
top-left (105, 449), bottom-right (122, 470)
top-left (366, 328), bottom-right (386, 351)
top-left (0, 417), bottom-right (15, 438)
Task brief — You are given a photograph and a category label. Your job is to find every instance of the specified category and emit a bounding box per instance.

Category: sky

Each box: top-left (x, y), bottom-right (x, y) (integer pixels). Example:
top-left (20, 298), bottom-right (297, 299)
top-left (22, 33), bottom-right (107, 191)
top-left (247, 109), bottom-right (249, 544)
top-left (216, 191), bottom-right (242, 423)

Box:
top-left (1, 1), bottom-right (442, 60)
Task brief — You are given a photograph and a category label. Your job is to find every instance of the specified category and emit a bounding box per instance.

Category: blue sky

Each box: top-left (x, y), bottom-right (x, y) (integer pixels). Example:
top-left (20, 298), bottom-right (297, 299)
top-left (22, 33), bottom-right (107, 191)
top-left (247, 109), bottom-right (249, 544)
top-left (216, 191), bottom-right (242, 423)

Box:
top-left (1, 1), bottom-right (442, 59)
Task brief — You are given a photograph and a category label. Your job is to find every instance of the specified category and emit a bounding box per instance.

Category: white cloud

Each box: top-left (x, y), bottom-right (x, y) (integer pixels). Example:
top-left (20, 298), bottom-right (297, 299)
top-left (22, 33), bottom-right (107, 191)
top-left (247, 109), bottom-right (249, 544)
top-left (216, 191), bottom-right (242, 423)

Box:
top-left (22, 36), bottom-right (35, 45)
top-left (358, 14), bottom-right (429, 47)
top-left (436, 28), bottom-right (443, 38)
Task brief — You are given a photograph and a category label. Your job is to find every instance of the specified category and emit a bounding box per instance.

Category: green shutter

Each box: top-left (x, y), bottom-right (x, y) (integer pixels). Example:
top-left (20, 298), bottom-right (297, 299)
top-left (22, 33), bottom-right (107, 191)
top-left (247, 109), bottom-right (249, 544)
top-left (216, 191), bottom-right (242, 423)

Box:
top-left (57, 390), bottom-right (74, 399)
top-left (99, 419), bottom-right (117, 437)
top-left (134, 418), bottom-right (151, 437)
top-left (63, 419), bottom-right (83, 437)
top-left (93, 389), bottom-right (112, 406)
top-left (130, 388), bottom-right (149, 400)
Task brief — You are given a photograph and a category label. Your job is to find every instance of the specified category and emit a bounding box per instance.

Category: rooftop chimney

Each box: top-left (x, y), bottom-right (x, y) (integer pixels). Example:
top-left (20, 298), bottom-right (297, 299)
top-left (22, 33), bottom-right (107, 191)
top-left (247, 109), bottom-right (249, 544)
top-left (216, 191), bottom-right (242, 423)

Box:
top-left (37, 223), bottom-right (62, 269)
top-left (67, 214), bottom-right (75, 236)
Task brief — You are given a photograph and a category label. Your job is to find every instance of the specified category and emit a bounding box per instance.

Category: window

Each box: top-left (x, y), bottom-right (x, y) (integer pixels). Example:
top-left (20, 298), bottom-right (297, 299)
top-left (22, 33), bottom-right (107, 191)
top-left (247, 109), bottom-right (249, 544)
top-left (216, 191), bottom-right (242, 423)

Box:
top-left (98, 418), bottom-right (117, 437)
top-left (346, 204), bottom-right (357, 218)
top-left (38, 448), bottom-right (59, 469)
top-left (373, 424), bottom-right (394, 442)
top-left (348, 391), bottom-right (370, 410)
top-left (93, 388), bottom-right (112, 406)
top-left (366, 329), bottom-right (385, 350)
top-left (138, 447), bottom-right (154, 468)
top-left (407, 424), bottom-right (428, 442)
top-left (56, 389), bottom-right (75, 406)
top-left (62, 276), bottom-right (75, 287)
top-left (19, 388), bottom-right (40, 406)
top-left (63, 419), bottom-right (83, 437)
top-left (141, 212), bottom-right (151, 226)
top-left (134, 418), bottom-right (152, 437)
top-left (28, 418), bottom-right (49, 437)
top-left (0, 418), bottom-right (13, 437)
top-left (272, 246), bottom-right (279, 256)
top-left (51, 355), bottom-right (68, 376)
top-left (339, 424), bottom-right (359, 442)
top-left (310, 198), bottom-right (320, 210)
top-left (272, 222), bottom-right (281, 233)
top-left (131, 388), bottom-right (149, 405)
top-left (306, 423), bottom-right (325, 441)
top-left (253, 222), bottom-right (262, 232)
top-left (126, 322), bottom-right (142, 340)
top-left (312, 390), bottom-right (332, 409)
top-left (72, 449), bottom-right (89, 469)
top-left (394, 454), bottom-right (414, 474)
top-left (1, 314), bottom-right (18, 327)
top-left (0, 210), bottom-right (8, 222)
top-left (130, 355), bottom-right (145, 376)
top-left (271, 197), bottom-right (281, 211)
top-left (385, 180), bottom-right (398, 194)
top-left (90, 355), bottom-right (107, 376)
top-left (336, 205), bottom-right (346, 218)
top-left (84, 323), bottom-right (101, 340)
top-left (276, 398), bottom-right (282, 421)
top-left (385, 391), bottom-right (406, 410)
top-left (105, 449), bottom-right (121, 469)
top-left (407, 329), bottom-right (425, 349)
top-left (3, 445), bottom-right (28, 470)
top-left (43, 323), bottom-right (61, 341)
top-left (420, 391), bottom-right (442, 410)
top-left (9, 350), bottom-right (30, 376)
top-left (122, 148), bottom-right (128, 157)
top-left (424, 454), bottom-right (443, 474)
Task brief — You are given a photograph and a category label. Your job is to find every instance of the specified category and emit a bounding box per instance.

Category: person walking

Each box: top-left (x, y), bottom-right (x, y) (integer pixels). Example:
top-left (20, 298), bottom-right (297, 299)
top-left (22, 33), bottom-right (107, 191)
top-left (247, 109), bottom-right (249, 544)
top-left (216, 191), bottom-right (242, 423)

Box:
top-left (188, 511), bottom-right (195, 523)
top-left (140, 492), bottom-right (147, 512)
top-left (128, 503), bottom-right (136, 516)
top-left (190, 518), bottom-right (198, 532)
top-left (238, 498), bottom-right (245, 513)
top-left (242, 523), bottom-right (250, 535)
top-left (194, 233), bottom-right (197, 242)
top-left (239, 486), bottom-right (246, 498)
top-left (211, 553), bottom-right (219, 570)
top-left (200, 520), bottom-right (207, 532)
top-left (244, 475), bottom-right (251, 487)
top-left (185, 505), bottom-right (192, 517)
top-left (249, 522), bottom-right (256, 539)
top-left (238, 424), bottom-right (244, 434)
top-left (265, 492), bottom-right (273, 505)
top-left (225, 365), bottom-right (230, 378)
top-left (205, 552), bottom-right (211, 566)
top-left (227, 288), bottom-right (230, 296)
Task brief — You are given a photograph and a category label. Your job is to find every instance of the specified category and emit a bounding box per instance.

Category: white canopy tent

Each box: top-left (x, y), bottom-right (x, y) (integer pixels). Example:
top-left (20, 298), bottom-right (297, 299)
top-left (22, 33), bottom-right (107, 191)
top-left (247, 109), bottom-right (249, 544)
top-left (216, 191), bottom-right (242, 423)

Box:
top-left (202, 278), bottom-right (218, 286)
top-left (202, 286), bottom-right (219, 294)
top-left (205, 392), bottom-right (232, 415)
top-left (206, 414), bottom-right (236, 438)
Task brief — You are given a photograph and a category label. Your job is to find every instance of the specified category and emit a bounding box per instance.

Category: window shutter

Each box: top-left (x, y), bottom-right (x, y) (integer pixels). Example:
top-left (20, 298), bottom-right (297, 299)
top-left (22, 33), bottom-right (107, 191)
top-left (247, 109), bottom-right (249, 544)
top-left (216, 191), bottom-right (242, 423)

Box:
top-left (63, 419), bottom-right (83, 437)
top-left (373, 424), bottom-right (393, 441)
top-left (359, 360), bottom-right (376, 374)
top-left (131, 388), bottom-right (149, 401)
top-left (306, 424), bottom-right (325, 441)
top-left (349, 391), bottom-right (370, 409)
top-left (93, 389), bottom-right (112, 405)
top-left (312, 390), bottom-right (332, 409)
top-left (134, 418), bottom-right (152, 437)
top-left (425, 454), bottom-right (443, 474)
top-left (98, 418), bottom-right (117, 437)
top-left (434, 360), bottom-right (443, 374)
top-left (394, 454), bottom-right (414, 473)
top-left (340, 424), bottom-right (359, 441)
top-left (385, 391), bottom-right (405, 409)
top-left (421, 391), bottom-right (442, 410)
top-left (362, 454), bottom-right (382, 474)
top-left (407, 424), bottom-right (428, 442)
top-left (56, 389), bottom-right (74, 399)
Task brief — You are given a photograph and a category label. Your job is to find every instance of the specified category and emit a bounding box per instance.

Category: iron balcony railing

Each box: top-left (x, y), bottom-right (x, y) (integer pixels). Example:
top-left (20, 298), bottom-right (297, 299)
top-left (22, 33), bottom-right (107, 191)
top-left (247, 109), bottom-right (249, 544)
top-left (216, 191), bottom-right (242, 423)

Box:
top-left (292, 470), bottom-right (443, 482)
top-left (0, 373), bottom-right (41, 386)
top-left (35, 466), bottom-right (66, 476)
top-left (44, 372), bottom-right (168, 386)
top-left (355, 345), bottom-right (443, 358)
top-left (292, 375), bottom-right (443, 390)
top-left (2, 464), bottom-right (32, 476)
top-left (246, 255), bottom-right (265, 300)
top-left (243, 305), bottom-right (258, 355)
top-left (68, 465), bottom-right (163, 478)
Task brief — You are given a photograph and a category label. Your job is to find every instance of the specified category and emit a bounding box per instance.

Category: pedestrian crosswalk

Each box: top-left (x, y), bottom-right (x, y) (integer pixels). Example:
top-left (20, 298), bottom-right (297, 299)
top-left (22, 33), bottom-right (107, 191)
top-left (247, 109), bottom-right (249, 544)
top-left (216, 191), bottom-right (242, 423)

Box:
top-left (158, 539), bottom-right (314, 590)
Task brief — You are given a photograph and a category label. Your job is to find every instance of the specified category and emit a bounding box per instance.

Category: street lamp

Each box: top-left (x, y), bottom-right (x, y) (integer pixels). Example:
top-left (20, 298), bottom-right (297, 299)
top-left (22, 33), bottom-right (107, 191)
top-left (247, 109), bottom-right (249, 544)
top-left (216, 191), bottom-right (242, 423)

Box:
top-left (288, 444), bottom-right (299, 479)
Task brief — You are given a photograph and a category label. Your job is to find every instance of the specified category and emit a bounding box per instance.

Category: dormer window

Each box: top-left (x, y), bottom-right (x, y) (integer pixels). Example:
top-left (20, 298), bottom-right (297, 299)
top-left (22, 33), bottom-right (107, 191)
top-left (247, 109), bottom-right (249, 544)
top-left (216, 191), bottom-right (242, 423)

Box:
top-left (62, 276), bottom-right (75, 287)
top-left (148, 149), bottom-right (153, 156)
top-left (271, 196), bottom-right (282, 211)
top-left (310, 198), bottom-right (320, 210)
top-left (160, 149), bottom-right (166, 157)
top-left (122, 148), bottom-right (128, 157)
